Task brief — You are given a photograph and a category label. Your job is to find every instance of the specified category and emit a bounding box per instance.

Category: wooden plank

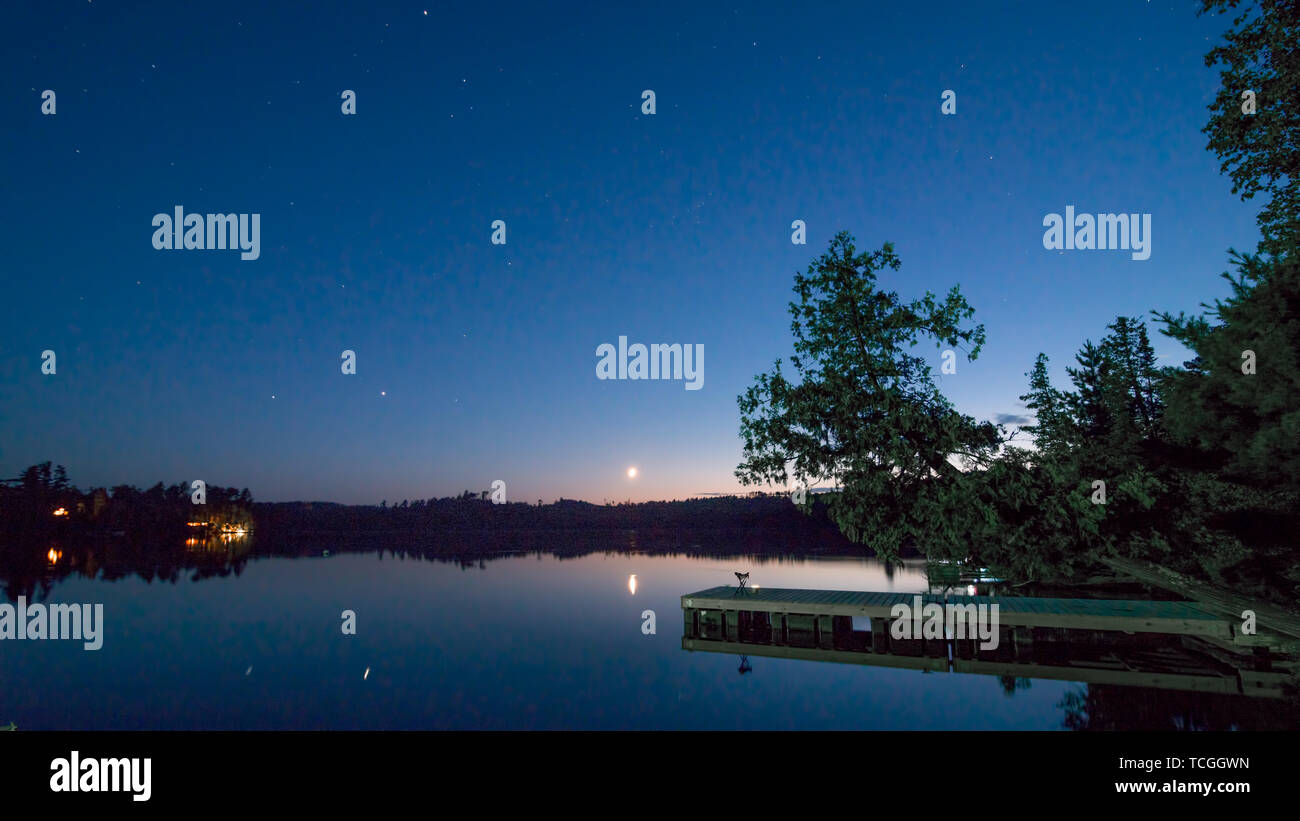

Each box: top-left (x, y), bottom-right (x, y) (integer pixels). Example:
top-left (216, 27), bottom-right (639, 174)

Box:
top-left (1100, 555), bottom-right (1300, 641)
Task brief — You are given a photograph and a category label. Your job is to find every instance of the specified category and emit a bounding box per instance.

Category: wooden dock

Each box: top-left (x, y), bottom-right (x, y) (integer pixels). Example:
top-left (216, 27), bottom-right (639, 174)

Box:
top-left (680, 584), bottom-right (1294, 698)
top-left (1100, 555), bottom-right (1300, 652)
top-left (681, 585), bottom-right (1235, 639)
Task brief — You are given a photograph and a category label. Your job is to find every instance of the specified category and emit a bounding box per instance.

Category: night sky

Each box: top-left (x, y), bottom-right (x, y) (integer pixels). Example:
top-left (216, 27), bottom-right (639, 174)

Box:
top-left (1, 1), bottom-right (1260, 504)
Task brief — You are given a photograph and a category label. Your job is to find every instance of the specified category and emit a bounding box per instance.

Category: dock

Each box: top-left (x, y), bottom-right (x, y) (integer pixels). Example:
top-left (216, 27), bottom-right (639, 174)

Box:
top-left (681, 585), bottom-right (1236, 639)
top-left (680, 585), bottom-right (1295, 698)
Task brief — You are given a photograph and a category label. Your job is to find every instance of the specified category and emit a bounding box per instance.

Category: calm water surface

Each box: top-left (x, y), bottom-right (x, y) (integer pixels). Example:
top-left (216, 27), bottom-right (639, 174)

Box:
top-left (0, 549), bottom-right (1280, 729)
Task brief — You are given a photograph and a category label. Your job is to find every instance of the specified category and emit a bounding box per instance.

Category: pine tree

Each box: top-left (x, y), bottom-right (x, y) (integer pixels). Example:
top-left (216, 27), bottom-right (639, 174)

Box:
top-left (1153, 250), bottom-right (1300, 595)
top-left (1066, 340), bottom-right (1111, 443)
top-left (1019, 353), bottom-right (1074, 455)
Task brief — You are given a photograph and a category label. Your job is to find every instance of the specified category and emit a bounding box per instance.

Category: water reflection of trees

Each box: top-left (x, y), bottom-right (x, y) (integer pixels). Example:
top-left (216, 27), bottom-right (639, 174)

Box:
top-left (0, 520), bottom-right (870, 602)
top-left (1, 532), bottom-right (254, 602)
top-left (0, 463), bottom-right (259, 600)
top-left (999, 676), bottom-right (1033, 696)
top-left (1059, 685), bottom-right (1300, 730)
top-left (1, 478), bottom-right (889, 599)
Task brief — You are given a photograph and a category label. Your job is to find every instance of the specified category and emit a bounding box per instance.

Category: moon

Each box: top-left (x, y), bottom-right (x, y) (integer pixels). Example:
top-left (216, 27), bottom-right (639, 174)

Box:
top-left (627, 467), bottom-right (638, 479)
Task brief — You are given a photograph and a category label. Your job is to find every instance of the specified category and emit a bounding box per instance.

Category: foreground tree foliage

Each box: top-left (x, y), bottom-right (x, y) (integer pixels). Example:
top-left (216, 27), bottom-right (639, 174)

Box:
top-left (1200, 0), bottom-right (1300, 257)
top-left (932, 317), bottom-right (1169, 583)
top-left (743, 239), bottom-right (1299, 599)
top-left (735, 231), bottom-right (998, 562)
top-left (1152, 246), bottom-right (1300, 596)
top-left (739, 238), bottom-right (1298, 599)
top-left (737, 1), bottom-right (1299, 601)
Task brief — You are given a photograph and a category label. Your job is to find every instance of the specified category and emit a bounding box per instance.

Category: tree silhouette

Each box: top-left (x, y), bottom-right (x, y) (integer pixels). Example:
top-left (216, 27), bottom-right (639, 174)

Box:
top-left (735, 231), bottom-right (999, 561)
top-left (1200, 0), bottom-right (1300, 256)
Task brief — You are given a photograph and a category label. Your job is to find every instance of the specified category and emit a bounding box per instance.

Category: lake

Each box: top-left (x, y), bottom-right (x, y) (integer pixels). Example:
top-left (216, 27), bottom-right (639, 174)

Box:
top-left (1, 544), bottom-right (1292, 730)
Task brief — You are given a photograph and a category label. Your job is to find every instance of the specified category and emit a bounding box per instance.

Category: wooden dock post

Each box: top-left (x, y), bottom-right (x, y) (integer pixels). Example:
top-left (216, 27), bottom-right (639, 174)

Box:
top-left (816, 615), bottom-right (834, 649)
top-left (1014, 626), bottom-right (1034, 660)
top-left (773, 612), bottom-right (787, 644)
top-left (786, 613), bottom-right (816, 647)
top-left (872, 615), bottom-right (891, 653)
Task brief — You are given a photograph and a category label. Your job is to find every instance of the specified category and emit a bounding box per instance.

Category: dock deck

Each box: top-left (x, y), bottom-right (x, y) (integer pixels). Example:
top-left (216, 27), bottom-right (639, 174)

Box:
top-left (681, 585), bottom-right (1233, 638)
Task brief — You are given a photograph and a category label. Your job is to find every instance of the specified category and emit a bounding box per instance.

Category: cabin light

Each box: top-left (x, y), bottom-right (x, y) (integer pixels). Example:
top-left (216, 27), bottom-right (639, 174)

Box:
top-left (52, 507), bottom-right (68, 517)
top-left (47, 548), bottom-right (62, 563)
